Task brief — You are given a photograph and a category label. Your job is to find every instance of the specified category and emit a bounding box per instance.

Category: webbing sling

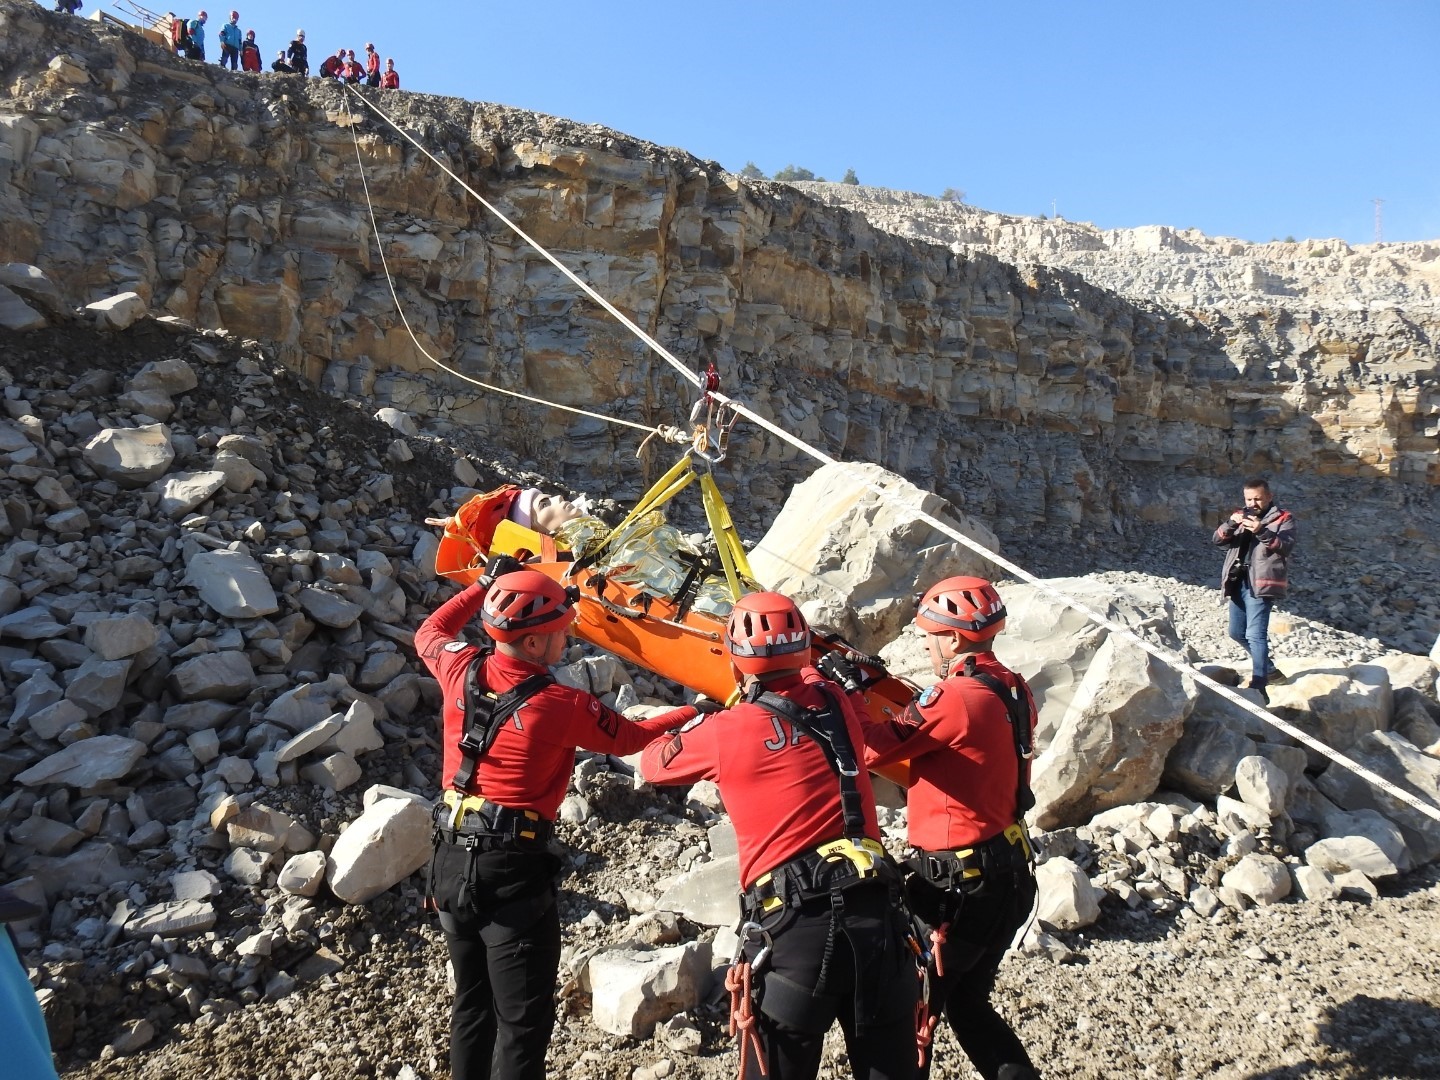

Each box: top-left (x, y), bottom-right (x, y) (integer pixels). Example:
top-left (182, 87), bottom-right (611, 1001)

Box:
top-left (960, 656), bottom-right (1036, 813)
top-left (746, 683), bottom-right (868, 838)
top-left (448, 648), bottom-right (554, 792)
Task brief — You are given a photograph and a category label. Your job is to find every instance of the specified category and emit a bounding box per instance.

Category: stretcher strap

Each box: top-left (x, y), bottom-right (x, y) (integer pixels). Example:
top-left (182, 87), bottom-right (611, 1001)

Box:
top-left (699, 471), bottom-right (754, 599)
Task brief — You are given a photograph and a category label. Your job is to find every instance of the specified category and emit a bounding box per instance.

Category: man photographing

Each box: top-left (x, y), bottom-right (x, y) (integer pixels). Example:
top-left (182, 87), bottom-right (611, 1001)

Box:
top-left (1214, 477), bottom-right (1297, 696)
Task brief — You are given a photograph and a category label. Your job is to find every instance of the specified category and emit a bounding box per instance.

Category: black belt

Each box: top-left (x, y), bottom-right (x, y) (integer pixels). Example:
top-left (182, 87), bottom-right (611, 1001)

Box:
top-left (432, 795), bottom-right (554, 847)
top-left (743, 837), bottom-right (895, 916)
top-left (915, 824), bottom-right (1033, 890)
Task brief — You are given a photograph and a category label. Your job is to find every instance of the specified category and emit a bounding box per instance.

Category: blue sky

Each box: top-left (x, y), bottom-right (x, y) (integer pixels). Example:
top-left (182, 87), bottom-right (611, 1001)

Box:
top-left (133, 1), bottom-right (1437, 244)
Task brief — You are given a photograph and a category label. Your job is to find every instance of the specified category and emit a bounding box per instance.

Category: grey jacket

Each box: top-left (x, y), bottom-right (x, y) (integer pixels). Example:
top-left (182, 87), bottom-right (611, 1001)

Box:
top-left (1214, 504), bottom-right (1296, 599)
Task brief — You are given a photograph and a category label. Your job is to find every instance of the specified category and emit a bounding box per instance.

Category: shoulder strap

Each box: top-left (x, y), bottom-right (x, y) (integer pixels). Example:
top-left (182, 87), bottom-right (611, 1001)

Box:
top-left (961, 657), bottom-right (1036, 813)
top-left (748, 684), bottom-right (868, 838)
top-left (448, 648), bottom-right (554, 792)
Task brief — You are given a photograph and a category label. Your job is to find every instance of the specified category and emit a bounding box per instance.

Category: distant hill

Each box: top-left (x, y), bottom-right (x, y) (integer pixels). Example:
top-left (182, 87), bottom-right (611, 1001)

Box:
top-left (792, 182), bottom-right (1440, 314)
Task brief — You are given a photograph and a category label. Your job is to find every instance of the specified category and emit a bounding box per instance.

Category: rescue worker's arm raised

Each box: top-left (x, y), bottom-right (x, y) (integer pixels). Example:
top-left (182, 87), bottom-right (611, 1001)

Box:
top-left (415, 582), bottom-right (487, 682)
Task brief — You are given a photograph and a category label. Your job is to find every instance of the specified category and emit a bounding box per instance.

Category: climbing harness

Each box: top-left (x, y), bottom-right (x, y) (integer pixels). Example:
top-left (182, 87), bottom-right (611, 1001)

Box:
top-left (339, 84), bottom-right (1440, 827)
top-left (448, 646), bottom-right (554, 793)
top-left (959, 655), bottom-right (1038, 814)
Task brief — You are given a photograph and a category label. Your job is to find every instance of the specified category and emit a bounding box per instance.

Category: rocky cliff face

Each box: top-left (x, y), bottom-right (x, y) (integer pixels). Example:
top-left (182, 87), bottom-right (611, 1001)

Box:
top-left (1, 3), bottom-right (1436, 574)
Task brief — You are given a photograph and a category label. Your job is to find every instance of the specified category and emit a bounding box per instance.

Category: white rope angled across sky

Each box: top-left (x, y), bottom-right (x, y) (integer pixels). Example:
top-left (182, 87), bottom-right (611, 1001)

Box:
top-left (338, 85), bottom-right (1440, 828)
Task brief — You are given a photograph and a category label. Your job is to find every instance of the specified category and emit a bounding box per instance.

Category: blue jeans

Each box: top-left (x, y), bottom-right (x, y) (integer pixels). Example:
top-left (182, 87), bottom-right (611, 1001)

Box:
top-left (1228, 580), bottom-right (1274, 681)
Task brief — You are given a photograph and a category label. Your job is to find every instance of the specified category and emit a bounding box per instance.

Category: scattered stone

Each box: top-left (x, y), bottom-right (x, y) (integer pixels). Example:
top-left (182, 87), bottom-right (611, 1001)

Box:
top-left (82, 425), bottom-right (174, 486)
top-left (589, 941), bottom-right (711, 1038)
top-left (1035, 857), bottom-right (1101, 931)
top-left (1220, 854), bottom-right (1291, 906)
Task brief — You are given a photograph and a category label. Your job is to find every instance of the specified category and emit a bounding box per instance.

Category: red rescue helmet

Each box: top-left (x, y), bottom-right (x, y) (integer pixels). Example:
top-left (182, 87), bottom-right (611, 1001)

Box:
top-left (726, 592), bottom-right (810, 675)
top-left (915, 576), bottom-right (1006, 642)
top-left (481, 570), bottom-right (577, 643)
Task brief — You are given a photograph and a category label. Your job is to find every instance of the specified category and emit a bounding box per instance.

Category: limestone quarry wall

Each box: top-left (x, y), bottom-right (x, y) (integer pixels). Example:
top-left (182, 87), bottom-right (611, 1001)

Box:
top-left (1, 2), bottom-right (1436, 551)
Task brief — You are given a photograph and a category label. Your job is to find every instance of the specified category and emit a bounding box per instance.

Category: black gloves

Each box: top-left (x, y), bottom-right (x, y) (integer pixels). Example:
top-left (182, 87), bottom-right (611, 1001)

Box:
top-left (817, 650), bottom-right (883, 693)
top-left (484, 553), bottom-right (522, 580)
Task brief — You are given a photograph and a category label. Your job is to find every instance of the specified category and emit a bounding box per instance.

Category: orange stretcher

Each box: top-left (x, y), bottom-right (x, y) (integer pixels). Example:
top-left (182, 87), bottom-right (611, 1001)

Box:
top-left (432, 454), bottom-right (917, 785)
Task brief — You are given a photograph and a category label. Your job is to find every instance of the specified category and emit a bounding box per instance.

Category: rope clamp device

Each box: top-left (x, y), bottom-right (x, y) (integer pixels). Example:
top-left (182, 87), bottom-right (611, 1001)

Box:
top-left (816, 836), bottom-right (885, 879)
top-left (689, 362), bottom-right (740, 465)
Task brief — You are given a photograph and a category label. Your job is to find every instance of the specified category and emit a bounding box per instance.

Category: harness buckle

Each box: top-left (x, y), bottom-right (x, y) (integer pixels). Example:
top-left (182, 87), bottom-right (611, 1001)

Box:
top-left (816, 837), bottom-right (884, 879)
top-left (1004, 821), bottom-right (1034, 863)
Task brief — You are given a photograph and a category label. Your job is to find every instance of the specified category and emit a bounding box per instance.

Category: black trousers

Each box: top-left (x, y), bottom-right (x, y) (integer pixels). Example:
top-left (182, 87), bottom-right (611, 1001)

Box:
top-left (906, 869), bottom-right (1040, 1080)
top-left (429, 838), bottom-right (563, 1080)
top-left (219, 44), bottom-right (239, 69)
top-left (742, 882), bottom-right (918, 1080)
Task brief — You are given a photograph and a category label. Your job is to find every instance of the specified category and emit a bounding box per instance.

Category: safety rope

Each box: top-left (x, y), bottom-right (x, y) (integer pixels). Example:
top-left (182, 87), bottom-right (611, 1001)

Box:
top-left (342, 84), bottom-right (703, 393)
top-left (337, 87), bottom-right (1440, 828)
top-left (340, 93), bottom-right (689, 449)
top-left (725, 959), bottom-right (768, 1079)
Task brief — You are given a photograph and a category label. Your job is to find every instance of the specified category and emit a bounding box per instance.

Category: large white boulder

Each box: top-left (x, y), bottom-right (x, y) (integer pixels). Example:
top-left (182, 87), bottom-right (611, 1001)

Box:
top-left (1266, 660), bottom-right (1392, 767)
top-left (1221, 854), bottom-right (1291, 905)
top-left (1315, 730), bottom-right (1440, 866)
top-left (326, 790), bottom-right (432, 904)
top-left (654, 855), bottom-right (742, 928)
top-left (748, 462), bottom-right (997, 654)
top-left (1030, 633), bottom-right (1195, 828)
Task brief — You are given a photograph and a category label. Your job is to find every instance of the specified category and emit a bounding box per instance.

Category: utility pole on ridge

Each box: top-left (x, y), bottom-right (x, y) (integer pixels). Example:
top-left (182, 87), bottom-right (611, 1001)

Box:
top-left (1373, 198), bottom-right (1384, 244)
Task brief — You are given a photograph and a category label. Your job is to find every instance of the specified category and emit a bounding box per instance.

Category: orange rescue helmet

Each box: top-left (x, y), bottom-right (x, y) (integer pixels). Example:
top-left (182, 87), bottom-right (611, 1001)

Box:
top-left (915, 576), bottom-right (1006, 642)
top-left (726, 591), bottom-right (810, 675)
top-left (481, 570), bottom-right (577, 643)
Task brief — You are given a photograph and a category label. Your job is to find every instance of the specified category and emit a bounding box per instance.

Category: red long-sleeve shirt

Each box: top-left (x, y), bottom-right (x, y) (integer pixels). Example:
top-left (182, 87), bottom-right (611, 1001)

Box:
top-left (641, 670), bottom-right (880, 890)
top-left (416, 582), bottom-right (697, 819)
top-left (862, 652), bottom-right (1034, 852)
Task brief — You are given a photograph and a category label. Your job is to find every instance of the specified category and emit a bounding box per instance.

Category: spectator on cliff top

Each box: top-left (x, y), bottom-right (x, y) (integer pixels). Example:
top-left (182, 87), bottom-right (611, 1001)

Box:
top-left (343, 49), bottom-right (365, 84)
top-left (318, 47), bottom-right (345, 79)
top-left (364, 42), bottom-right (381, 86)
top-left (271, 49), bottom-right (290, 73)
top-left (54, 0), bottom-right (83, 14)
top-left (240, 29), bottom-right (261, 71)
top-left (286, 28), bottom-right (308, 75)
top-left (217, 10), bottom-right (241, 70)
top-left (381, 57), bottom-right (399, 89)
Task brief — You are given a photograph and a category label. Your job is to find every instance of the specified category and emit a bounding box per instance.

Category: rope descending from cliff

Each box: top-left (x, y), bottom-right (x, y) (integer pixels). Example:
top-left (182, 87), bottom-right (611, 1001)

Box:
top-left (337, 88), bottom-right (1440, 828)
top-left (342, 83), bottom-right (703, 395)
top-left (340, 93), bottom-right (689, 450)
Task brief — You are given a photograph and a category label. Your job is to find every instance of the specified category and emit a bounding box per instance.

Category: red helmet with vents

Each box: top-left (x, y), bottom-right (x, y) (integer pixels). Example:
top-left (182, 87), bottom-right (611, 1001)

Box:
top-left (915, 576), bottom-right (1006, 642)
top-left (726, 592), bottom-right (811, 675)
top-left (481, 570), bottom-right (576, 643)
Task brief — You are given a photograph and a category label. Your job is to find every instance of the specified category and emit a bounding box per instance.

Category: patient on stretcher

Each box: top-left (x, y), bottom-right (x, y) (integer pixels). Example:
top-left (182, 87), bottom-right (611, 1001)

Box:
top-left (451, 485), bottom-right (757, 617)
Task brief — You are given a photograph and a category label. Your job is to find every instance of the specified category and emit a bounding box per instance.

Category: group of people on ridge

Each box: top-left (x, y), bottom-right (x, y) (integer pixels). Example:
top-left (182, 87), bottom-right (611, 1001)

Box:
top-left (159, 11), bottom-right (401, 88)
top-left (417, 519), bottom-right (1043, 1079)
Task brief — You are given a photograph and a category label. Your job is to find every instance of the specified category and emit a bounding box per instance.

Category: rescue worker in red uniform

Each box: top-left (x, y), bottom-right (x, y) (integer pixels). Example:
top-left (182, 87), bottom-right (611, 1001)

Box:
top-left (417, 562), bottom-right (701, 1080)
top-left (642, 592), bottom-right (917, 1080)
top-left (822, 577), bottom-right (1040, 1080)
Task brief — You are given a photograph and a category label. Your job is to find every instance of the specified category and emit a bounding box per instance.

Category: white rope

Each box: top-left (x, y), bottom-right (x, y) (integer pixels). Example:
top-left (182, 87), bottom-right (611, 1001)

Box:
top-left (342, 85), bottom-right (703, 393)
top-left (340, 95), bottom-right (683, 446)
top-left (338, 88), bottom-right (1440, 828)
